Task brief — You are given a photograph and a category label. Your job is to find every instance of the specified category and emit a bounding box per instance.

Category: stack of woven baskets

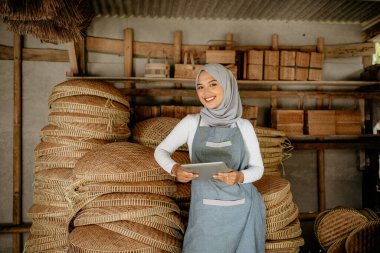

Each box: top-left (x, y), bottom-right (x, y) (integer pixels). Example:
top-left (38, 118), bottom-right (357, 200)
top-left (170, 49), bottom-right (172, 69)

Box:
top-left (25, 79), bottom-right (131, 252)
top-left (253, 175), bottom-right (304, 252)
top-left (68, 142), bottom-right (184, 253)
top-left (255, 127), bottom-right (293, 176)
top-left (314, 207), bottom-right (380, 252)
top-left (132, 116), bottom-right (192, 225)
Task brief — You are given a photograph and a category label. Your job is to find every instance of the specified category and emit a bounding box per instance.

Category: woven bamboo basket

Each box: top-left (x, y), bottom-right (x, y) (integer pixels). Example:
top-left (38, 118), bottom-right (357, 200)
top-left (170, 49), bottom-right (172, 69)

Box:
top-left (132, 117), bottom-right (188, 151)
top-left (27, 204), bottom-right (71, 219)
top-left (253, 176), bottom-right (291, 203)
top-left (34, 168), bottom-right (73, 186)
top-left (77, 180), bottom-right (177, 196)
top-left (49, 96), bottom-right (130, 119)
top-left (326, 237), bottom-right (346, 253)
top-left (24, 234), bottom-right (68, 253)
top-left (132, 212), bottom-right (184, 233)
top-left (50, 79), bottom-right (130, 108)
top-left (130, 217), bottom-right (184, 240)
top-left (25, 245), bottom-right (68, 253)
top-left (48, 111), bottom-right (127, 126)
top-left (265, 247), bottom-right (299, 253)
top-left (315, 207), bottom-right (368, 249)
top-left (266, 192), bottom-right (293, 217)
top-left (266, 204), bottom-right (299, 233)
top-left (83, 193), bottom-right (179, 212)
top-left (266, 219), bottom-right (302, 240)
top-left (99, 220), bottom-right (182, 253)
top-left (345, 220), bottom-right (380, 253)
top-left (255, 127), bottom-right (287, 137)
top-left (73, 205), bottom-right (176, 227)
top-left (69, 225), bottom-right (168, 253)
top-left (170, 182), bottom-right (191, 202)
top-left (358, 208), bottom-right (379, 221)
top-left (73, 142), bottom-right (165, 183)
top-left (265, 237), bottom-right (304, 250)
top-left (34, 141), bottom-right (88, 157)
top-left (30, 222), bottom-right (68, 236)
top-left (41, 135), bottom-right (108, 150)
top-left (35, 155), bottom-right (79, 171)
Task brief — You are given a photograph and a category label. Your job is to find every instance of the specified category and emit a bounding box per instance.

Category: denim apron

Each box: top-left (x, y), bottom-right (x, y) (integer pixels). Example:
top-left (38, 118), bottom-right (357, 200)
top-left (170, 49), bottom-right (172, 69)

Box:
top-left (182, 119), bottom-right (266, 253)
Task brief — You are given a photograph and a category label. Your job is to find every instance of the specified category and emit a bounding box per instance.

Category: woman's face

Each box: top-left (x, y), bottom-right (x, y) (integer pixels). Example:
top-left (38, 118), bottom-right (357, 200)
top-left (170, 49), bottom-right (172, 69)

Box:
top-left (196, 71), bottom-right (224, 109)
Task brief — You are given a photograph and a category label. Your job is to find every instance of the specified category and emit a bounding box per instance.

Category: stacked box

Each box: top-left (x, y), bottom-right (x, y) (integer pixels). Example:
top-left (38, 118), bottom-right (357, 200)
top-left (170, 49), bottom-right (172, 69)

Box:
top-left (271, 109), bottom-right (304, 136)
top-left (308, 52), bottom-right (323, 81)
top-left (280, 51), bottom-right (296, 80)
top-left (295, 52), bottom-right (310, 81)
top-left (206, 50), bottom-right (236, 64)
top-left (247, 50), bottom-right (264, 80)
top-left (264, 50), bottom-right (279, 80)
top-left (335, 110), bottom-right (362, 135)
top-left (306, 110), bottom-right (335, 135)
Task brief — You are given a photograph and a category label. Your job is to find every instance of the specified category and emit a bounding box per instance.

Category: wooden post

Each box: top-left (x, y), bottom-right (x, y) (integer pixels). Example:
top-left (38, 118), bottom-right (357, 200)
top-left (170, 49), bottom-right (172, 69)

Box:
top-left (124, 28), bottom-right (135, 106)
top-left (173, 31), bottom-right (183, 104)
top-left (225, 33), bottom-right (234, 50)
top-left (316, 37), bottom-right (325, 108)
top-left (67, 42), bottom-right (79, 76)
top-left (79, 38), bottom-right (87, 75)
top-left (271, 34), bottom-right (279, 109)
top-left (362, 56), bottom-right (372, 69)
top-left (317, 149), bottom-right (326, 211)
top-left (13, 33), bottom-right (22, 253)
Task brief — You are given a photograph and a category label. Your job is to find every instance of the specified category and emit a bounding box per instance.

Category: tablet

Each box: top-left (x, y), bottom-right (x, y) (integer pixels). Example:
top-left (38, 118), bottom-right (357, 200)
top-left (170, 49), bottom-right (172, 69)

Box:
top-left (181, 162), bottom-right (230, 181)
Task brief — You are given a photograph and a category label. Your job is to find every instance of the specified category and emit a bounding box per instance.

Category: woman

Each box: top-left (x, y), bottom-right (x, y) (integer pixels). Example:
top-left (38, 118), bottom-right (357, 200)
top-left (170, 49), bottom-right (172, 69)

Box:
top-left (154, 63), bottom-right (265, 253)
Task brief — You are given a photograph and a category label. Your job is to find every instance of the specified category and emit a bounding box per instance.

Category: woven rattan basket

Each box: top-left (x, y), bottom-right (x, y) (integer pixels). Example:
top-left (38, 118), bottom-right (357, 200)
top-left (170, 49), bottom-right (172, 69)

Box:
top-left (35, 168), bottom-right (73, 186)
top-left (132, 117), bottom-right (188, 151)
top-left (48, 111), bottom-right (128, 126)
top-left (266, 202), bottom-right (296, 224)
top-left (265, 247), bottom-right (299, 253)
top-left (35, 155), bottom-right (79, 170)
top-left (266, 219), bottom-right (302, 241)
top-left (345, 220), bottom-right (380, 253)
top-left (27, 204), bottom-right (71, 219)
top-left (266, 204), bottom-right (299, 233)
top-left (130, 213), bottom-right (184, 237)
top-left (49, 79), bottom-right (130, 108)
top-left (315, 207), bottom-right (368, 249)
top-left (24, 234), bottom-right (68, 252)
top-left (266, 192), bottom-right (293, 217)
top-left (99, 220), bottom-right (181, 253)
top-left (326, 237), bottom-right (346, 253)
top-left (265, 237), bottom-right (304, 250)
top-left (255, 127), bottom-right (286, 137)
top-left (34, 141), bottom-right (84, 157)
top-left (358, 208), bottom-right (380, 221)
top-left (30, 221), bottom-right (68, 236)
top-left (73, 142), bottom-right (165, 183)
top-left (41, 135), bottom-right (108, 149)
top-left (73, 205), bottom-right (175, 226)
top-left (69, 225), bottom-right (168, 253)
top-left (253, 175), bottom-right (291, 203)
top-left (171, 182), bottom-right (191, 202)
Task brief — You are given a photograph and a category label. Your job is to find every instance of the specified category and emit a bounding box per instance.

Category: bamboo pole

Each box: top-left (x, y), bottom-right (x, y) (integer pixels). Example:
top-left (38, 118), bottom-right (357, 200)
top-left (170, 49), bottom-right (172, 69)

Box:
top-left (124, 28), bottom-right (135, 106)
top-left (317, 148), bottom-right (326, 211)
top-left (13, 33), bottom-right (22, 253)
top-left (316, 37), bottom-right (325, 107)
top-left (173, 31), bottom-right (183, 104)
top-left (271, 34), bottom-right (279, 108)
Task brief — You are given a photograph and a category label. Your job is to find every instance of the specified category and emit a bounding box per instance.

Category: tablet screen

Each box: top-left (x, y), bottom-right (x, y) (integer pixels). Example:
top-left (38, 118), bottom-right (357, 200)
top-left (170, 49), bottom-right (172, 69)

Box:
top-left (181, 162), bottom-right (229, 180)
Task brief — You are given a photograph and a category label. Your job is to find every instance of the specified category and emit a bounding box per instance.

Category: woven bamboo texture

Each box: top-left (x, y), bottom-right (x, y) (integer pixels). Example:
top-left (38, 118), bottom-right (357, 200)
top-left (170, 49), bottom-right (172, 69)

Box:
top-left (253, 176), bottom-right (291, 203)
top-left (24, 234), bottom-right (68, 252)
top-left (315, 207), bottom-right (368, 249)
top-left (345, 221), bottom-right (380, 253)
top-left (326, 237), bottom-right (346, 253)
top-left (266, 219), bottom-right (302, 241)
top-left (69, 225), bottom-right (168, 253)
top-left (265, 237), bottom-right (304, 250)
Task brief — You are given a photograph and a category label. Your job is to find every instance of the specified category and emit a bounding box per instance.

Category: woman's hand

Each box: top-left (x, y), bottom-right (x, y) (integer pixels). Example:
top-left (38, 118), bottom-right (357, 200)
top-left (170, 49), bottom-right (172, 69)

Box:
top-left (213, 169), bottom-right (244, 185)
top-left (171, 164), bottom-right (199, 183)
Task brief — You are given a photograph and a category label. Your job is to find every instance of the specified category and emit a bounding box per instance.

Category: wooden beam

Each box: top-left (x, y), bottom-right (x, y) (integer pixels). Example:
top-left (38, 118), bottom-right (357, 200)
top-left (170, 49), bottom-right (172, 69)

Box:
top-left (173, 31), bottom-right (183, 104)
top-left (79, 38), bottom-right (87, 75)
top-left (0, 223), bottom-right (31, 233)
top-left (0, 45), bottom-right (69, 62)
top-left (225, 33), bottom-right (234, 50)
top-left (13, 33), bottom-right (22, 253)
top-left (85, 36), bottom-right (375, 59)
top-left (67, 42), bottom-right (79, 76)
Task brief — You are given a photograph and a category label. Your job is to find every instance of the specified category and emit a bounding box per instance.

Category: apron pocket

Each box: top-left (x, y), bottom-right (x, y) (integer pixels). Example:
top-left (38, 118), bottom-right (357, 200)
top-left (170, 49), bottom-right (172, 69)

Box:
top-left (203, 198), bottom-right (245, 206)
top-left (205, 141), bottom-right (232, 148)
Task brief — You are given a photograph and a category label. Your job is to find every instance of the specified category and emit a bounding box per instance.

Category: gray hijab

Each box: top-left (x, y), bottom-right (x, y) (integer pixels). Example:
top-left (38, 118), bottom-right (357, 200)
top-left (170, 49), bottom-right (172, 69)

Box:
top-left (195, 63), bottom-right (242, 127)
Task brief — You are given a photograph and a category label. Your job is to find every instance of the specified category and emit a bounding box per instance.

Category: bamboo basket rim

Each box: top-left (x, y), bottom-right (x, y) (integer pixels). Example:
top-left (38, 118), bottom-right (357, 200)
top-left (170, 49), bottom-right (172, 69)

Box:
top-left (326, 237), bottom-right (346, 253)
top-left (27, 204), bottom-right (71, 219)
top-left (48, 112), bottom-right (128, 125)
top-left (254, 126), bottom-right (287, 137)
top-left (266, 219), bottom-right (302, 241)
top-left (265, 237), bottom-right (304, 250)
top-left (132, 212), bottom-right (184, 234)
top-left (41, 135), bottom-right (108, 149)
top-left (266, 204), bottom-right (299, 233)
top-left (266, 192), bottom-right (293, 217)
top-left (253, 175), bottom-right (291, 203)
top-left (344, 220), bottom-right (380, 252)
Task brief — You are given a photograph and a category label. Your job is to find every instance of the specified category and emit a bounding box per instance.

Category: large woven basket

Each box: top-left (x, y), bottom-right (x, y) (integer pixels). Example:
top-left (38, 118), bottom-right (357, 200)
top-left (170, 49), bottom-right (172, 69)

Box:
top-left (170, 182), bottom-right (191, 202)
top-left (69, 225), bottom-right (168, 253)
top-left (34, 168), bottom-right (73, 187)
top-left (255, 127), bottom-right (287, 137)
top-left (27, 204), bottom-right (71, 219)
top-left (253, 175), bottom-right (291, 203)
top-left (24, 234), bottom-right (68, 253)
top-left (326, 237), bottom-right (346, 253)
top-left (49, 79), bottom-right (130, 108)
top-left (266, 204), bottom-right (299, 233)
top-left (41, 135), bottom-right (108, 149)
top-left (265, 237), bottom-right (304, 250)
top-left (315, 207), bottom-right (368, 249)
top-left (266, 219), bottom-right (302, 241)
top-left (73, 142), bottom-right (165, 183)
top-left (48, 111), bottom-right (128, 126)
top-left (130, 212), bottom-right (184, 236)
top-left (132, 117), bottom-right (188, 151)
top-left (345, 220), bottom-right (380, 253)
top-left (99, 220), bottom-right (182, 253)
top-left (266, 192), bottom-right (293, 217)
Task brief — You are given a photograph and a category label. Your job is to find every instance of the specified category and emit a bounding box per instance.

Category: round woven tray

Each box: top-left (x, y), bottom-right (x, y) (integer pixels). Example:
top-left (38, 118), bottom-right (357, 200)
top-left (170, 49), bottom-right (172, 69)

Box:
top-left (25, 245), bottom-right (69, 253)
top-left (50, 79), bottom-right (130, 108)
top-left (34, 141), bottom-right (83, 157)
top-left (264, 247), bottom-right (299, 253)
top-left (99, 220), bottom-right (182, 253)
top-left (313, 209), bottom-right (331, 239)
top-left (48, 111), bottom-right (128, 126)
top-left (171, 151), bottom-right (191, 165)
top-left (49, 95), bottom-right (130, 119)
top-left (132, 117), bottom-right (188, 151)
top-left (315, 207), bottom-right (368, 249)
top-left (73, 205), bottom-right (174, 227)
top-left (41, 135), bottom-right (108, 149)
top-left (326, 237), bottom-right (346, 253)
top-left (358, 208), bottom-right (380, 221)
top-left (345, 220), bottom-right (380, 253)
top-left (130, 218), bottom-right (183, 240)
top-left (266, 219), bottom-right (302, 241)
top-left (27, 204), bottom-right (71, 219)
top-left (253, 175), bottom-right (291, 203)
top-left (77, 180), bottom-right (177, 196)
top-left (73, 142), bottom-right (165, 183)
top-left (170, 182), bottom-right (191, 202)
top-left (35, 168), bottom-right (73, 186)
top-left (266, 204), bottom-right (299, 233)
top-left (69, 225), bottom-right (168, 253)
top-left (257, 136), bottom-right (289, 148)
top-left (29, 222), bottom-right (68, 237)
top-left (35, 155), bottom-right (79, 170)
top-left (267, 202), bottom-right (297, 224)
top-left (265, 237), bottom-right (304, 250)
top-left (266, 192), bottom-right (293, 217)
top-left (24, 234), bottom-right (68, 252)
top-left (83, 193), bottom-right (179, 213)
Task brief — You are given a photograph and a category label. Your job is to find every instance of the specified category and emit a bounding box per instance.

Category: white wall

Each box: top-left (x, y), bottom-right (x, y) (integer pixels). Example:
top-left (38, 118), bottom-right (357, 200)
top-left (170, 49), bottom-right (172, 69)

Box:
top-left (0, 16), bottom-right (370, 252)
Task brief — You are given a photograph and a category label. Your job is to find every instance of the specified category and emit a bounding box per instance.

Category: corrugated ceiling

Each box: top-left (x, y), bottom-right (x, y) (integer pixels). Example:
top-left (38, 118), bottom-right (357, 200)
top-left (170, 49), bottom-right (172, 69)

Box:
top-left (91, 0), bottom-right (380, 25)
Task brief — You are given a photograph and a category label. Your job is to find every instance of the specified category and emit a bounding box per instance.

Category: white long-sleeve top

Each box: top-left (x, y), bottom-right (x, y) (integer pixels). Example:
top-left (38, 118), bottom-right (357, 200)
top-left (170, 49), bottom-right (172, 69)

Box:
top-left (154, 114), bottom-right (264, 183)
